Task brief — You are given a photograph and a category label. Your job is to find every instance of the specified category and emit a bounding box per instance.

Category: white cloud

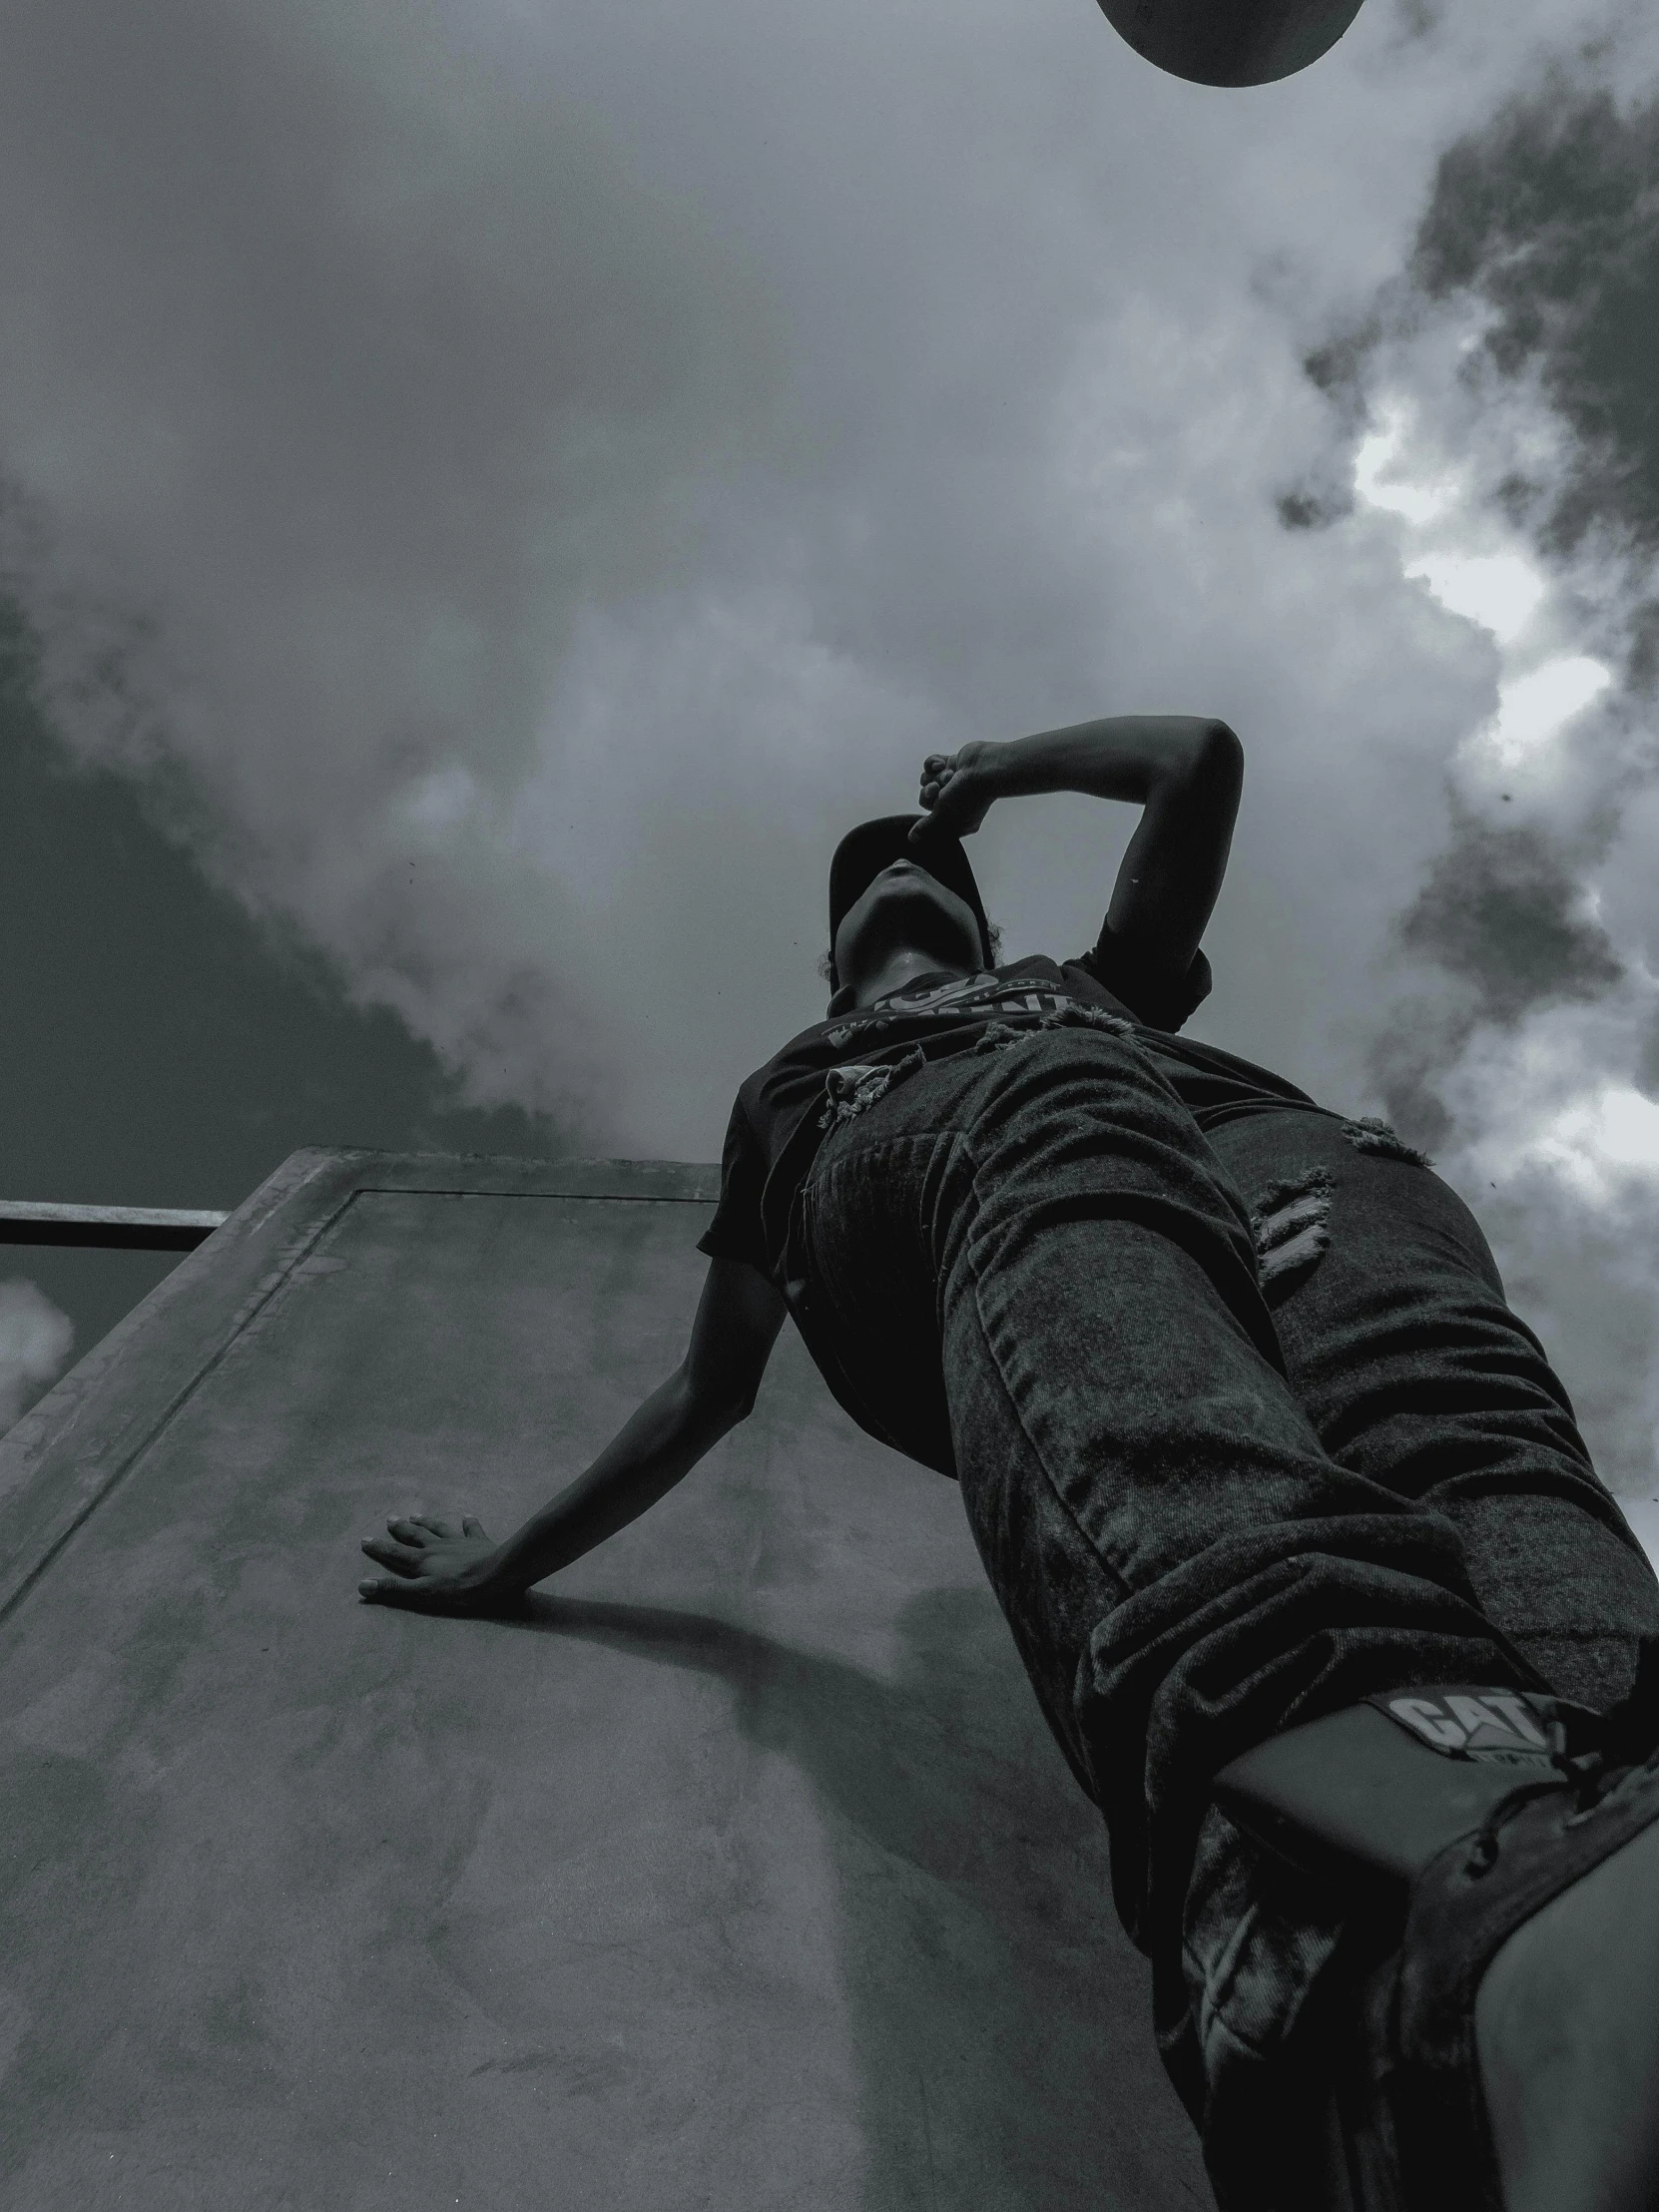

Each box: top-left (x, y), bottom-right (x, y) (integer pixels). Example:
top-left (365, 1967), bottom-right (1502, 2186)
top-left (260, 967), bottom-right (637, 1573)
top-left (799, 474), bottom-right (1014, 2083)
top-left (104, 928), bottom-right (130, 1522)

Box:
top-left (0, 1280), bottom-right (73, 1432)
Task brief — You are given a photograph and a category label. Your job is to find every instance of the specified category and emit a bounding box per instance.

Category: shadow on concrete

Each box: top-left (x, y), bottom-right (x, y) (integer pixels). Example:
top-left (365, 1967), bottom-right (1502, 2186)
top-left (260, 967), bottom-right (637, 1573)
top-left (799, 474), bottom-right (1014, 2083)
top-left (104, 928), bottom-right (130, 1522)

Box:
top-left (495, 1586), bottom-right (1206, 2210)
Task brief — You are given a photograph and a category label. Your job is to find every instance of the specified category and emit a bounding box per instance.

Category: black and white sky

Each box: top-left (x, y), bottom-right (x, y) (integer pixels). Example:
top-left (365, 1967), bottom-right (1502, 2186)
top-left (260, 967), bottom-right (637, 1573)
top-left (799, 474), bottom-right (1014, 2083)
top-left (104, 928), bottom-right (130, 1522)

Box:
top-left (6, 0), bottom-right (1659, 1524)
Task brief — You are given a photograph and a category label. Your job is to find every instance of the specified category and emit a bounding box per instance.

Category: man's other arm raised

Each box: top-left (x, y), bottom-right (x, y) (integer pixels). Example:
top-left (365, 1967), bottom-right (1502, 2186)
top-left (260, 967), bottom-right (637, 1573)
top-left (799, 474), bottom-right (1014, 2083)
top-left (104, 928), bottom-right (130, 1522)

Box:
top-left (914, 715), bottom-right (1244, 988)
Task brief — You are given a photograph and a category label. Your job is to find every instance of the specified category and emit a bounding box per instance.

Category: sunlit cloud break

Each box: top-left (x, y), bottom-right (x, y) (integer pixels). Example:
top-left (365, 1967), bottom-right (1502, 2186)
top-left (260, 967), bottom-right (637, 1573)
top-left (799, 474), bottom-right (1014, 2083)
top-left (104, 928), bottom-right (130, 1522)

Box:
top-left (1401, 552), bottom-right (1543, 646)
top-left (1354, 395), bottom-right (1613, 780)
top-left (1482, 657), bottom-right (1613, 768)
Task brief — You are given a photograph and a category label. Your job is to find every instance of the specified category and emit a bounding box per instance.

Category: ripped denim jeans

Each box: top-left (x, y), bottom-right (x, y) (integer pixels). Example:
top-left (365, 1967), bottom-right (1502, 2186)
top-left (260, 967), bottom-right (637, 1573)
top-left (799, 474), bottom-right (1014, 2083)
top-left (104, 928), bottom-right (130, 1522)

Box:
top-left (790, 1028), bottom-right (1659, 2210)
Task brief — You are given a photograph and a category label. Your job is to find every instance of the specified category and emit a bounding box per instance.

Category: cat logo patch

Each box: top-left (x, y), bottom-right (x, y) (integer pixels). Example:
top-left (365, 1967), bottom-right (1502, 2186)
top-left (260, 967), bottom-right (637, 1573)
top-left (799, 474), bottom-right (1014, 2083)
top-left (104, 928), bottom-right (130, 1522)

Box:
top-left (1368, 1685), bottom-right (1565, 1766)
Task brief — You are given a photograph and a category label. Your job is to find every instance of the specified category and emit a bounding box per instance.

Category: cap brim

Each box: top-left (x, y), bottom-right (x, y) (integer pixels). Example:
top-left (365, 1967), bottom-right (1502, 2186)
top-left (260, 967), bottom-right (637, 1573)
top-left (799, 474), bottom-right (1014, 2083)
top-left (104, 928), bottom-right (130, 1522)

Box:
top-left (829, 814), bottom-right (990, 962)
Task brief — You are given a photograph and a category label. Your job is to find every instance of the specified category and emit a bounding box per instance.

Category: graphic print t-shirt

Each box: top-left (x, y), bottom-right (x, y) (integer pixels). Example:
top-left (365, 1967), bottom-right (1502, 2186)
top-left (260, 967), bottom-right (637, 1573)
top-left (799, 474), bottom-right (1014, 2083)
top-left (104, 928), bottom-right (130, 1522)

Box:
top-left (698, 934), bottom-right (1332, 1283)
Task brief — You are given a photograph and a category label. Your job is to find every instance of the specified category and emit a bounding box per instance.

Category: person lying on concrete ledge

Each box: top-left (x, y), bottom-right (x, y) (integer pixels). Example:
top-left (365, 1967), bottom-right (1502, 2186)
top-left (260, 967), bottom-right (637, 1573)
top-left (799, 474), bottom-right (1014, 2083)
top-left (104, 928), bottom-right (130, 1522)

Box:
top-left (360, 714), bottom-right (1659, 2212)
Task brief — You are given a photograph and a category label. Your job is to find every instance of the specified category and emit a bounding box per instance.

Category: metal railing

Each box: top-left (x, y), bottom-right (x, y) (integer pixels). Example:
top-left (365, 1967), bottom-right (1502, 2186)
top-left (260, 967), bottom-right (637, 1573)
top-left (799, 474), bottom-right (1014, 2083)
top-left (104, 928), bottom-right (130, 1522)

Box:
top-left (0, 1201), bottom-right (229, 1252)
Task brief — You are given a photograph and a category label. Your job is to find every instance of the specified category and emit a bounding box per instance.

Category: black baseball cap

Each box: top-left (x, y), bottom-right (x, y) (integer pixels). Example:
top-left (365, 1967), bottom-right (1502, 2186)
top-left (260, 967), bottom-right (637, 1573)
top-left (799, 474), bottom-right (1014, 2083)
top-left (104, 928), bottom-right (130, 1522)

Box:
top-left (828, 815), bottom-right (993, 973)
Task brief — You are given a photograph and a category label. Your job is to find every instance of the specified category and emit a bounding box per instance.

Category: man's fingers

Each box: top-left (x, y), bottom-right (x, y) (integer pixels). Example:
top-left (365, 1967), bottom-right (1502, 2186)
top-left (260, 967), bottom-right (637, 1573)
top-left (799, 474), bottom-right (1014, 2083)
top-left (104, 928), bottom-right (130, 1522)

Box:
top-left (357, 1576), bottom-right (418, 1603)
top-left (358, 1576), bottom-right (437, 1609)
top-left (386, 1517), bottom-right (432, 1546)
top-left (361, 1536), bottom-right (423, 1574)
top-left (461, 1515), bottom-right (488, 1538)
top-left (409, 1515), bottom-right (459, 1539)
top-left (358, 1574), bottom-right (475, 1614)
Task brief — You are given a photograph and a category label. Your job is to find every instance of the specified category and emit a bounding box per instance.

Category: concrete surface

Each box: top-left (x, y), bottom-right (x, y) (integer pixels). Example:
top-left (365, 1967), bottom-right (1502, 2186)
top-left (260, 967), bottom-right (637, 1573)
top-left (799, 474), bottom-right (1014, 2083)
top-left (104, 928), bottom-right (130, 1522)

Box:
top-left (0, 1148), bottom-right (1210, 2211)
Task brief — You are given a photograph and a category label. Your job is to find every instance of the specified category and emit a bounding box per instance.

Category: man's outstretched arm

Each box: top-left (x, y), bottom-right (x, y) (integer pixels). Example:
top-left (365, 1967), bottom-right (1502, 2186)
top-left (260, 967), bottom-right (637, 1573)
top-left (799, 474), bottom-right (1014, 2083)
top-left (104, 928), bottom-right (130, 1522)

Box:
top-left (914, 714), bottom-right (1244, 984)
top-left (358, 1256), bottom-right (789, 1612)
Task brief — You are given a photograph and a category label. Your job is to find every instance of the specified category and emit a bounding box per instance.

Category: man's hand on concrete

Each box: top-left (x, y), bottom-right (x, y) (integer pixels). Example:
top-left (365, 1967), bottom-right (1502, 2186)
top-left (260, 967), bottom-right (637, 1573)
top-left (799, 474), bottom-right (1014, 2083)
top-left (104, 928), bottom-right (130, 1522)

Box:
top-left (914, 742), bottom-right (1003, 839)
top-left (358, 1513), bottom-right (517, 1612)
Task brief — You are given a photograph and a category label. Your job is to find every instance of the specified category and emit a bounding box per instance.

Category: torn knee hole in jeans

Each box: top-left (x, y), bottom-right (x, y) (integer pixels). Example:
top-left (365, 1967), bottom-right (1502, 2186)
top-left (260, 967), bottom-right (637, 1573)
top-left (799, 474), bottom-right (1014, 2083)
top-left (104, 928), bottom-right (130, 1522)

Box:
top-left (819, 1045), bottom-right (927, 1130)
top-left (1250, 1170), bottom-right (1333, 1287)
top-left (1340, 1115), bottom-right (1433, 1168)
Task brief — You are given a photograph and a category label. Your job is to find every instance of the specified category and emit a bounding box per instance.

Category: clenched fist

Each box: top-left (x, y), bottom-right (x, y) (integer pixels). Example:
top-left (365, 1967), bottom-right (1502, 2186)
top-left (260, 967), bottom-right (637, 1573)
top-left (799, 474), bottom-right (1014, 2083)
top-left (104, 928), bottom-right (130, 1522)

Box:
top-left (913, 741), bottom-right (1005, 840)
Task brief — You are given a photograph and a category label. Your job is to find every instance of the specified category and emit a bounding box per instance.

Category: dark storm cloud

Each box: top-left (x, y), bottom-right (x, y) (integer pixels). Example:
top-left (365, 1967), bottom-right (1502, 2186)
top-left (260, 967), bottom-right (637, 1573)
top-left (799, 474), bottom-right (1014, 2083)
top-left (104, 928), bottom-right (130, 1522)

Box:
top-left (1268, 39), bottom-right (1659, 1491)
top-left (1399, 813), bottom-right (1623, 1022)
top-left (1299, 67), bottom-right (1659, 1091)
top-left (1367, 808), bottom-right (1626, 1152)
top-left (1369, 809), bottom-right (1627, 1150)
top-left (1291, 70), bottom-right (1659, 641)
top-left (1412, 83), bottom-right (1659, 571)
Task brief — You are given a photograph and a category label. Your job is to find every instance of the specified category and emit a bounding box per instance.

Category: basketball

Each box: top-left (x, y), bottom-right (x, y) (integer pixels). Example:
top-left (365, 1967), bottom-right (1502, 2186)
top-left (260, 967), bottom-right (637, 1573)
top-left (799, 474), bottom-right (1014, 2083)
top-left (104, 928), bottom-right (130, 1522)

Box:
top-left (1095, 0), bottom-right (1370, 86)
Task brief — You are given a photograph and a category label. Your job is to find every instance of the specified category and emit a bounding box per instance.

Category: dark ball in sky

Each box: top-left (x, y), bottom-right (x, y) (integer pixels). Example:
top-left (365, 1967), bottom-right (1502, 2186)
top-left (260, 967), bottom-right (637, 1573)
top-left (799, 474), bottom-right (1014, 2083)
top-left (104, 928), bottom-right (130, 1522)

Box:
top-left (1095, 0), bottom-right (1370, 86)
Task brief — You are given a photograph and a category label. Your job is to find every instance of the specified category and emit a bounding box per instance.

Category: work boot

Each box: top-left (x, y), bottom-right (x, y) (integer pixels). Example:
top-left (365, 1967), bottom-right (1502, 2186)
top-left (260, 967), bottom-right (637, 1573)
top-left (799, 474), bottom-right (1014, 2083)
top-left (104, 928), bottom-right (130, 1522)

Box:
top-left (1211, 1660), bottom-right (1659, 2211)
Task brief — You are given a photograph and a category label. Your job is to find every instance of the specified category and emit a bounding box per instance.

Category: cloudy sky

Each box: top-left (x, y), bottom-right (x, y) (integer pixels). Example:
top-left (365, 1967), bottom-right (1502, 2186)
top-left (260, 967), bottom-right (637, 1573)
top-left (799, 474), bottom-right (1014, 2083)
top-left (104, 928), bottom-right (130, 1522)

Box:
top-left (6, 0), bottom-right (1659, 1521)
